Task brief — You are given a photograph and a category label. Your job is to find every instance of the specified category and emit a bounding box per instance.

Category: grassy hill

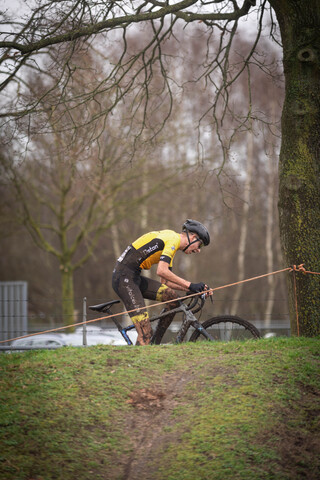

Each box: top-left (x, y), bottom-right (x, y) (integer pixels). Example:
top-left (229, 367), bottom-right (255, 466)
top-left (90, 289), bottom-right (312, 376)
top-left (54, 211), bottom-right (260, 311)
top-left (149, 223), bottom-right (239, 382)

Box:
top-left (0, 337), bottom-right (319, 480)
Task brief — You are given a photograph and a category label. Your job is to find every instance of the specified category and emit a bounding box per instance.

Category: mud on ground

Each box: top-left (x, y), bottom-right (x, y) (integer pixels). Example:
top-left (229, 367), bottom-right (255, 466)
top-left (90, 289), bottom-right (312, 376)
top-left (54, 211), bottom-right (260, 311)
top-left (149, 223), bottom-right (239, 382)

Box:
top-left (114, 360), bottom-right (320, 480)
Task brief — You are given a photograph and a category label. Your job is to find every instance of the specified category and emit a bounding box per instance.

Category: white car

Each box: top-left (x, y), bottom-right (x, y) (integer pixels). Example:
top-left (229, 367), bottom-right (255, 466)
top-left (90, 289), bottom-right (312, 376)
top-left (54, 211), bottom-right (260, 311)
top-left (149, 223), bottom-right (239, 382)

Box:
top-left (70, 325), bottom-right (137, 346)
top-left (9, 334), bottom-right (67, 351)
top-left (8, 327), bottom-right (137, 351)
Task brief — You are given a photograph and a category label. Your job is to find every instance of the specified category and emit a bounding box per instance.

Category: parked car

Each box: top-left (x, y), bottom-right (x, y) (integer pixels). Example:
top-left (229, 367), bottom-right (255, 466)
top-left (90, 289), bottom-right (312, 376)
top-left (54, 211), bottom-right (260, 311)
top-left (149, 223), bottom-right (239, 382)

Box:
top-left (8, 327), bottom-right (137, 351)
top-left (70, 325), bottom-right (137, 346)
top-left (9, 334), bottom-right (67, 351)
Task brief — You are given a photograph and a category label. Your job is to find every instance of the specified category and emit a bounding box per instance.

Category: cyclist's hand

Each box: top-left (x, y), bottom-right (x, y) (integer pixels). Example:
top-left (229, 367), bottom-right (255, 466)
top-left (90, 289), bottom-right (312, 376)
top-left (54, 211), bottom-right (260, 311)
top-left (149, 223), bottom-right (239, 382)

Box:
top-left (204, 285), bottom-right (214, 301)
top-left (189, 282), bottom-right (206, 293)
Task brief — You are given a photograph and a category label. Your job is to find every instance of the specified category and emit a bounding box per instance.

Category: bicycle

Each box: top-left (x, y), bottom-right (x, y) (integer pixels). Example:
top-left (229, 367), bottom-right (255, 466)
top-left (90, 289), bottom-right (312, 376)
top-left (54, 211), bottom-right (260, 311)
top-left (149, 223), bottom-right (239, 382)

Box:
top-left (89, 293), bottom-right (261, 345)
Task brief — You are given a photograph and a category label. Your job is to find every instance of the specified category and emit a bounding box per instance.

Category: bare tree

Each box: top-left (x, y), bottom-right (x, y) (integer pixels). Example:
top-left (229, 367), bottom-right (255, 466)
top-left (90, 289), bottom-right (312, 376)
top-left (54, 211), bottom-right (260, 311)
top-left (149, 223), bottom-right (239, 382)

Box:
top-left (0, 65), bottom-right (178, 328)
top-left (230, 128), bottom-right (254, 316)
top-left (263, 97), bottom-right (279, 325)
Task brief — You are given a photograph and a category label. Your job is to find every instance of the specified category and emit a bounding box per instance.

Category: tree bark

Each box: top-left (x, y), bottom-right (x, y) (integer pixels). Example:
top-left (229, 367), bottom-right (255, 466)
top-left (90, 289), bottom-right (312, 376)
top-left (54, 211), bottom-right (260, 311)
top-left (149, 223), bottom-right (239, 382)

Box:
top-left (269, 0), bottom-right (320, 335)
top-left (61, 266), bottom-right (75, 332)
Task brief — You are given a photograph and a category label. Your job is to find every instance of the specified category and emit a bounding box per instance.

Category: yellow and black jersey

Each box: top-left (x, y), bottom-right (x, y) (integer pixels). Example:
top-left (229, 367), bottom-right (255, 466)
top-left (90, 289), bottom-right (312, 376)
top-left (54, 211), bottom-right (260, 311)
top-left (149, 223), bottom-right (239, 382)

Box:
top-left (117, 230), bottom-right (181, 270)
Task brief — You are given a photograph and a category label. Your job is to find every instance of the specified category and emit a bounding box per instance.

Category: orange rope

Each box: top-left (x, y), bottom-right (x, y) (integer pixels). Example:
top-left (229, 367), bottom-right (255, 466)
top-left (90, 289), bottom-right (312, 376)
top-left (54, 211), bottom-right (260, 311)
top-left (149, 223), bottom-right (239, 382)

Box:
top-left (289, 263), bottom-right (320, 275)
top-left (208, 267), bottom-right (292, 293)
top-left (1, 265), bottom-right (319, 345)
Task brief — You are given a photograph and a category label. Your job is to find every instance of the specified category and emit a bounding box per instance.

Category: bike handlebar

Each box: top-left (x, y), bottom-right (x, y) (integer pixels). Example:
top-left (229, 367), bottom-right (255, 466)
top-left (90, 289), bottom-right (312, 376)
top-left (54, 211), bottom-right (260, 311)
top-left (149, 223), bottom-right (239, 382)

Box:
top-left (184, 292), bottom-right (207, 313)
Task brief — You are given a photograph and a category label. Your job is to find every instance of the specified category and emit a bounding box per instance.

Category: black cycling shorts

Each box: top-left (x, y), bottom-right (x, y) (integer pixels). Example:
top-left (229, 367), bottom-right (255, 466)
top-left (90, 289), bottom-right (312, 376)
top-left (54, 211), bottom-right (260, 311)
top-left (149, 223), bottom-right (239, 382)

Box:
top-left (112, 262), bottom-right (163, 318)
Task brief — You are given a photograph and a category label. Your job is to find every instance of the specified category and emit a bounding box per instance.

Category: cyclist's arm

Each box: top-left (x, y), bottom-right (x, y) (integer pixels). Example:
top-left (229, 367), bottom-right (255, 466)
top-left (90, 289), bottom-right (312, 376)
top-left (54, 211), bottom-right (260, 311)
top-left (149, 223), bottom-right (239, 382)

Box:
top-left (161, 278), bottom-right (187, 291)
top-left (157, 261), bottom-right (191, 291)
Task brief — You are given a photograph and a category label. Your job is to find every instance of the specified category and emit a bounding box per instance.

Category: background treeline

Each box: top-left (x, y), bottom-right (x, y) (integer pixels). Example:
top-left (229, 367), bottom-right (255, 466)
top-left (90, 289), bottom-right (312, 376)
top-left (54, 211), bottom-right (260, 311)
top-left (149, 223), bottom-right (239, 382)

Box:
top-left (0, 27), bottom-right (288, 329)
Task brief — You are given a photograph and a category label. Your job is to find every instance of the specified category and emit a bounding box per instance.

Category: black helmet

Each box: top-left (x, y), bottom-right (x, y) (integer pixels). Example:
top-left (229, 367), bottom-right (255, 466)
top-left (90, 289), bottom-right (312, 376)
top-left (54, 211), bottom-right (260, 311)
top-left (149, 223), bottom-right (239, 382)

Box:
top-left (182, 219), bottom-right (210, 246)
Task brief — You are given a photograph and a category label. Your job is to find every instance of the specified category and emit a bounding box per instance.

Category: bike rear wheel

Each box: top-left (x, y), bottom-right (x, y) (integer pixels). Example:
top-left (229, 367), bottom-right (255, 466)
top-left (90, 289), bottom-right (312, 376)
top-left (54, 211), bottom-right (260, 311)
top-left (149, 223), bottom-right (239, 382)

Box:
top-left (189, 315), bottom-right (261, 342)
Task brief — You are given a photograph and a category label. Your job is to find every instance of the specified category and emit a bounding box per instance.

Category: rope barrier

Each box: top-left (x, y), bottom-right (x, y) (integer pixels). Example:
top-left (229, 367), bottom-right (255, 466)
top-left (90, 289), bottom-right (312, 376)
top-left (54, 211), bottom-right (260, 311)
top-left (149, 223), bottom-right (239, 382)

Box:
top-left (289, 263), bottom-right (320, 276)
top-left (1, 265), bottom-right (319, 344)
top-left (207, 267), bottom-right (292, 293)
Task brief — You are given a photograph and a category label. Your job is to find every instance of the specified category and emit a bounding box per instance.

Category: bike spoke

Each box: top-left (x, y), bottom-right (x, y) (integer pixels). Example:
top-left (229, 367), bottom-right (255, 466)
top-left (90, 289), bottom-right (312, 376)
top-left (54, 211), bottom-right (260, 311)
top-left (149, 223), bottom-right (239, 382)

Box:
top-left (190, 315), bottom-right (260, 342)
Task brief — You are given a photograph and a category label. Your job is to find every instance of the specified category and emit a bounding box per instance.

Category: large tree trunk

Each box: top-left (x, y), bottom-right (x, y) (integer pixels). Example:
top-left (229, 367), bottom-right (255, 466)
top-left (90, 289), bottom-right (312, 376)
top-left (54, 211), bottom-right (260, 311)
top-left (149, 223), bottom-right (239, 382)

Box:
top-left (269, 0), bottom-right (320, 336)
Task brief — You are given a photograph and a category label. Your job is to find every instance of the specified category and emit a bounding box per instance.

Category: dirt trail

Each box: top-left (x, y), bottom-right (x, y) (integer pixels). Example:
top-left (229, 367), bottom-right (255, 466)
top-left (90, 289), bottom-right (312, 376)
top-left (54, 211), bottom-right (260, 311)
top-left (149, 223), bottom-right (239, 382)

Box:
top-left (113, 356), bottom-right (320, 480)
top-left (121, 371), bottom-right (193, 480)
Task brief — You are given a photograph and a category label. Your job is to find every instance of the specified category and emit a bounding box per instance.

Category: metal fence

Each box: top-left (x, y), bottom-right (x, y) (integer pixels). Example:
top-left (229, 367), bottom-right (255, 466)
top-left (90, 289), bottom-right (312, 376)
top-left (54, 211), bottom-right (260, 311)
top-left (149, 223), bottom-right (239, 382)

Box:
top-left (0, 281), bottom-right (28, 342)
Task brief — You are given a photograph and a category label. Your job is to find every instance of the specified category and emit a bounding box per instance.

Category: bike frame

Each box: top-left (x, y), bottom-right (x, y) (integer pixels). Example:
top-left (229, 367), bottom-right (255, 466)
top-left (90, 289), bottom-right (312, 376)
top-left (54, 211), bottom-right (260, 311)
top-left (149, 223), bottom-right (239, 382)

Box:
top-left (112, 300), bottom-right (215, 345)
top-left (89, 294), bottom-right (261, 344)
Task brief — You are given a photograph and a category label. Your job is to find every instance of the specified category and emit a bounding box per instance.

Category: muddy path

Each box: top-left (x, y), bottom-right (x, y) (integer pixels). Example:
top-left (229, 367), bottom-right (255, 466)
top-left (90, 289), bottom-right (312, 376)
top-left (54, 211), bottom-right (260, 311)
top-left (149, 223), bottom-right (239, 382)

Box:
top-left (121, 371), bottom-right (193, 480)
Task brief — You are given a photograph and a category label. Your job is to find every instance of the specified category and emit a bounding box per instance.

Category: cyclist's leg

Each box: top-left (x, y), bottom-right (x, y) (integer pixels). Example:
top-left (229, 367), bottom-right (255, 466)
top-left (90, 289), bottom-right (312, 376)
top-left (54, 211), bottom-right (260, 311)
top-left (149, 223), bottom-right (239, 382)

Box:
top-left (153, 286), bottom-right (180, 344)
top-left (112, 266), bottom-right (153, 345)
top-left (140, 278), bottom-right (179, 344)
top-left (133, 313), bottom-right (153, 346)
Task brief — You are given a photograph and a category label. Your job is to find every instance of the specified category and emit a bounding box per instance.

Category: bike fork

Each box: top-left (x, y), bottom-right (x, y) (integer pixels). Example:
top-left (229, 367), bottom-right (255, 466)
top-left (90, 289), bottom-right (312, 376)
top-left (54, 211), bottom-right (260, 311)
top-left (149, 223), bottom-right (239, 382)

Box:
top-left (190, 319), bottom-right (216, 342)
top-left (175, 308), bottom-right (214, 343)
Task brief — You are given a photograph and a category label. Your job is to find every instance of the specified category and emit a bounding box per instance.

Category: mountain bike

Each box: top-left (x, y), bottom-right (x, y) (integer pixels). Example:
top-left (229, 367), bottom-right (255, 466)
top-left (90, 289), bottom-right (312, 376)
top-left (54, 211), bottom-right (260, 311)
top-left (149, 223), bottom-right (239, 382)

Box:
top-left (89, 294), bottom-right (261, 345)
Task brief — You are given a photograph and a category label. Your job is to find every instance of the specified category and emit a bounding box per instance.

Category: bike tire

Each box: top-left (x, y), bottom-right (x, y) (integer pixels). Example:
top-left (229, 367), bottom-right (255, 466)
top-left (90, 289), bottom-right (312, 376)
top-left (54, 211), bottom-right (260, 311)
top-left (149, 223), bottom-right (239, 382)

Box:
top-left (189, 315), bottom-right (261, 342)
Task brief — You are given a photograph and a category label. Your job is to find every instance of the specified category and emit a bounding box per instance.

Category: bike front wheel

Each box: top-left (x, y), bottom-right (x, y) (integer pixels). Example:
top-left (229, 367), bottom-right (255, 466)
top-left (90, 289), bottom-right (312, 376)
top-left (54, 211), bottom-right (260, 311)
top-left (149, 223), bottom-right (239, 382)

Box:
top-left (189, 315), bottom-right (261, 342)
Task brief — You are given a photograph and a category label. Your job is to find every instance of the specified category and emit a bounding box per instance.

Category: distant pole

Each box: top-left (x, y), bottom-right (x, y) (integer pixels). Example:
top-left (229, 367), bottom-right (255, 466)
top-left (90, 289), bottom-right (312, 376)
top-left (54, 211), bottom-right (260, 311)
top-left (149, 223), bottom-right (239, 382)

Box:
top-left (82, 297), bottom-right (87, 346)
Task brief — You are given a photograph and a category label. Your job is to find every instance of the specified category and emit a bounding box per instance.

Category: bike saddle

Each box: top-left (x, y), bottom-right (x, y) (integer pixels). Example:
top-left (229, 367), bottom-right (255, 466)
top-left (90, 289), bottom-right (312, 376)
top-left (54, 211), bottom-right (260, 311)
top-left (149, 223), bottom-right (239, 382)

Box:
top-left (89, 299), bottom-right (120, 313)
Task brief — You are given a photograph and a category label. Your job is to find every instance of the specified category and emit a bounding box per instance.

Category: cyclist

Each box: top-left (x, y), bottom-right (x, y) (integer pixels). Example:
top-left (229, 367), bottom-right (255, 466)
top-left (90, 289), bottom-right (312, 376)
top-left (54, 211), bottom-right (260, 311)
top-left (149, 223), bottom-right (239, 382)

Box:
top-left (112, 219), bottom-right (210, 345)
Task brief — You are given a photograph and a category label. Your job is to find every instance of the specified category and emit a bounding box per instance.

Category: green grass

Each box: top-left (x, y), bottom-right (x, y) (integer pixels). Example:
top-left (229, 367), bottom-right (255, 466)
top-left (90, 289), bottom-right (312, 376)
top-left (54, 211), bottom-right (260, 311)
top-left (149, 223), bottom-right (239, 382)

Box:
top-left (0, 337), bottom-right (319, 479)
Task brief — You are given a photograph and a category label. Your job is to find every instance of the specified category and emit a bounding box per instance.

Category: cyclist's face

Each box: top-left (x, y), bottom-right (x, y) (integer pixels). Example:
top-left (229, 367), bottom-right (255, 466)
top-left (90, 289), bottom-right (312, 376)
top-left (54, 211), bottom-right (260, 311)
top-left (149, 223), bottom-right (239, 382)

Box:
top-left (185, 234), bottom-right (202, 254)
